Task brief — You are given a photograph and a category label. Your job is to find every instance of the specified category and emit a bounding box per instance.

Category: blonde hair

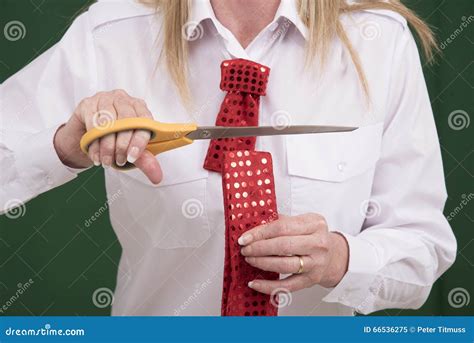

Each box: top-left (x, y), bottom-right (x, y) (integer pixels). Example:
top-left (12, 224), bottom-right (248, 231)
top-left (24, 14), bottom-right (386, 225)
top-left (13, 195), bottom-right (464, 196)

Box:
top-left (141, 0), bottom-right (437, 102)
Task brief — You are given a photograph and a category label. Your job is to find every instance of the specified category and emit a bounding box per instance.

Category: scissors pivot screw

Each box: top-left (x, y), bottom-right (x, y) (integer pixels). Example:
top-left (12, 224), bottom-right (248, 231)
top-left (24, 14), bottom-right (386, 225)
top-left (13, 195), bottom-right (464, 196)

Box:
top-left (200, 130), bottom-right (212, 139)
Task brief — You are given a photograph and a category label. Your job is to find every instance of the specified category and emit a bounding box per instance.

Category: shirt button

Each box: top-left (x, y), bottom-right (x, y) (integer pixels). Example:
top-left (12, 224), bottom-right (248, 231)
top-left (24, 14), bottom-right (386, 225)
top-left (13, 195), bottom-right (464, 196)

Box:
top-left (337, 162), bottom-right (346, 172)
top-left (46, 175), bottom-right (53, 186)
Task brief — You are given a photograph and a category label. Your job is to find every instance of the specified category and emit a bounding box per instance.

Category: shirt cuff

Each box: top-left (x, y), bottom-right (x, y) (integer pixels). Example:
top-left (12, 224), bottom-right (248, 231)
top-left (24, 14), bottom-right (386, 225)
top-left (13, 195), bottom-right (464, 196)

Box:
top-left (15, 124), bottom-right (87, 195)
top-left (322, 231), bottom-right (383, 314)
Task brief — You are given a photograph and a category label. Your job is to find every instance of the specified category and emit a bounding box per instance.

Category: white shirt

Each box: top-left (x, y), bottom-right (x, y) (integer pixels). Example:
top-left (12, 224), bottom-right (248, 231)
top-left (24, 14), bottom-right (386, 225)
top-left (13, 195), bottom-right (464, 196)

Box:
top-left (0, 0), bottom-right (456, 316)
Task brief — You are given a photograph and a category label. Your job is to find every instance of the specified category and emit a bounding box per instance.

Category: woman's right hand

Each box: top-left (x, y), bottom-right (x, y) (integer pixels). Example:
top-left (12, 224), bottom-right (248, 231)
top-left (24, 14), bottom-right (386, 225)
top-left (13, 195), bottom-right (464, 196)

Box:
top-left (53, 89), bottom-right (163, 184)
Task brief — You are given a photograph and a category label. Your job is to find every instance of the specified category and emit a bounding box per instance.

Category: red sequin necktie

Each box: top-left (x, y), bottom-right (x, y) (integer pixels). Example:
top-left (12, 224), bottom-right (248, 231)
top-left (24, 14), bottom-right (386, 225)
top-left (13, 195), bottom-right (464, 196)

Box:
top-left (203, 59), bottom-right (269, 172)
top-left (203, 59), bottom-right (279, 316)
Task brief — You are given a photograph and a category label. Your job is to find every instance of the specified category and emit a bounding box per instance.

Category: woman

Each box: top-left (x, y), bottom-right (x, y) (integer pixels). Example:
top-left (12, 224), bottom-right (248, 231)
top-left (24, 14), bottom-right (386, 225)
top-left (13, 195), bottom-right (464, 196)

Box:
top-left (0, 0), bottom-right (456, 316)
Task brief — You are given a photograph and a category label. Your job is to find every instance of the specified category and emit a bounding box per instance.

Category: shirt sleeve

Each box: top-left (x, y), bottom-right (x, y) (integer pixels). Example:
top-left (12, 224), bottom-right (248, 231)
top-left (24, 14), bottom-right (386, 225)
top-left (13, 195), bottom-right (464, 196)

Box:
top-left (323, 26), bottom-right (457, 314)
top-left (0, 12), bottom-right (97, 214)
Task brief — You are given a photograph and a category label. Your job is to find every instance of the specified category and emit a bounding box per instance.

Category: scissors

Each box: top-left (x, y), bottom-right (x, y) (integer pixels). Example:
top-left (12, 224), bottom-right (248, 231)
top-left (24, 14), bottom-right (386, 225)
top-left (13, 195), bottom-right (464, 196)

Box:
top-left (80, 118), bottom-right (357, 170)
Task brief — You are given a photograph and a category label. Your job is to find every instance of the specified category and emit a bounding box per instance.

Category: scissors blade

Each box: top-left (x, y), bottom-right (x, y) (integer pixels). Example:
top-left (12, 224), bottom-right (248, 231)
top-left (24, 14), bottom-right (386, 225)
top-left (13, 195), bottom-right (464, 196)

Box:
top-left (187, 125), bottom-right (358, 140)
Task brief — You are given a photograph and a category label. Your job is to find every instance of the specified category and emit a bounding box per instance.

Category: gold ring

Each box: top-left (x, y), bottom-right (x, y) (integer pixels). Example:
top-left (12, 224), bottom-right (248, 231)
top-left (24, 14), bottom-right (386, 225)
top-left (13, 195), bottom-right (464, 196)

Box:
top-left (296, 255), bottom-right (304, 274)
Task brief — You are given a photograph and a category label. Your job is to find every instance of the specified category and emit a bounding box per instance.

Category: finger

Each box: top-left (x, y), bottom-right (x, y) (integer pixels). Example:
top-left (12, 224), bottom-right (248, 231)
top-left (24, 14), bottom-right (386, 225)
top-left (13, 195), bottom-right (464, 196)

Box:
top-left (96, 96), bottom-right (118, 167)
top-left (241, 235), bottom-right (318, 257)
top-left (245, 255), bottom-right (315, 274)
top-left (79, 97), bottom-right (101, 166)
top-left (133, 98), bottom-right (153, 119)
top-left (238, 213), bottom-right (325, 246)
top-left (126, 130), bottom-right (151, 164)
top-left (248, 274), bottom-right (310, 295)
top-left (113, 97), bottom-right (136, 167)
top-left (127, 99), bottom-right (153, 164)
top-left (133, 150), bottom-right (163, 184)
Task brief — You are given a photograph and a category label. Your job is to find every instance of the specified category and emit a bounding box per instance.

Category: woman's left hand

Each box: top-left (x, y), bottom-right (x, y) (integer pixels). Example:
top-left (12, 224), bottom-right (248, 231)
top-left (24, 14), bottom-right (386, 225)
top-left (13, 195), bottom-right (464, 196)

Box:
top-left (239, 213), bottom-right (349, 294)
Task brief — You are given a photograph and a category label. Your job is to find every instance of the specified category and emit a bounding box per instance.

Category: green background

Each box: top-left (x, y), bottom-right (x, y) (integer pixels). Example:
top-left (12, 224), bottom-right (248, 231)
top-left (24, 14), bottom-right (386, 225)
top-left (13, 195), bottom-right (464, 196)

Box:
top-left (0, 0), bottom-right (472, 316)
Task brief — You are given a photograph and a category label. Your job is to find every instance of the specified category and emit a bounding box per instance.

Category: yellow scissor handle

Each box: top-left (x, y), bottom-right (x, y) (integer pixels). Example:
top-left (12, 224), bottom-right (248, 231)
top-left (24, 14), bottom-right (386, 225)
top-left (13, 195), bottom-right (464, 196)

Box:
top-left (80, 117), bottom-right (198, 170)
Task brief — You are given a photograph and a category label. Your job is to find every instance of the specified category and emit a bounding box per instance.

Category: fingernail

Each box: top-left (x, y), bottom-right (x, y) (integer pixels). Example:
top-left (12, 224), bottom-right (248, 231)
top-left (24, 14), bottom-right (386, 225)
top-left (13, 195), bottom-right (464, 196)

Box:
top-left (245, 257), bottom-right (253, 264)
top-left (238, 234), bottom-right (251, 246)
top-left (93, 154), bottom-right (101, 166)
top-left (127, 147), bottom-right (139, 163)
top-left (240, 248), bottom-right (248, 256)
top-left (248, 281), bottom-right (255, 289)
top-left (116, 156), bottom-right (126, 167)
top-left (102, 157), bottom-right (112, 168)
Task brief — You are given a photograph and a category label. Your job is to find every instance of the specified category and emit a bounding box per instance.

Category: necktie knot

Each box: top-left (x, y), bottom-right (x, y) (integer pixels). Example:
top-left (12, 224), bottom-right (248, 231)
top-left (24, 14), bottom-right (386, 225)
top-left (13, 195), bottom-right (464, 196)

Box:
top-left (220, 58), bottom-right (270, 96)
top-left (205, 59), bottom-right (270, 172)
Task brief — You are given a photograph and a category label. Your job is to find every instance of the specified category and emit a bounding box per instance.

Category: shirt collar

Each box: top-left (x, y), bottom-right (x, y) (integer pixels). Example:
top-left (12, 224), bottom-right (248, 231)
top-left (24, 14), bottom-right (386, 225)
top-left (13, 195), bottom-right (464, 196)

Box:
top-left (188, 0), bottom-right (308, 41)
top-left (189, 0), bottom-right (216, 25)
top-left (274, 0), bottom-right (308, 40)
